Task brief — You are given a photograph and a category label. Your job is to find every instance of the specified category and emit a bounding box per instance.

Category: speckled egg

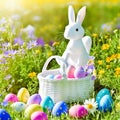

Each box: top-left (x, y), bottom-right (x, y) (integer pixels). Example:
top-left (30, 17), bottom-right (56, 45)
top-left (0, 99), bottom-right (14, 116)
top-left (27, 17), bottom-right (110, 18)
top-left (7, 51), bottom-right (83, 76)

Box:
top-left (24, 104), bottom-right (42, 119)
top-left (31, 111), bottom-right (48, 120)
top-left (52, 101), bottom-right (68, 117)
top-left (96, 88), bottom-right (110, 104)
top-left (54, 74), bottom-right (62, 80)
top-left (17, 87), bottom-right (30, 103)
top-left (69, 105), bottom-right (88, 118)
top-left (0, 109), bottom-right (11, 120)
top-left (98, 95), bottom-right (113, 112)
top-left (27, 94), bottom-right (42, 105)
top-left (45, 74), bottom-right (54, 79)
top-left (41, 96), bottom-right (54, 112)
top-left (4, 93), bottom-right (18, 103)
top-left (11, 102), bottom-right (26, 112)
top-left (74, 67), bottom-right (88, 78)
top-left (67, 65), bottom-right (75, 78)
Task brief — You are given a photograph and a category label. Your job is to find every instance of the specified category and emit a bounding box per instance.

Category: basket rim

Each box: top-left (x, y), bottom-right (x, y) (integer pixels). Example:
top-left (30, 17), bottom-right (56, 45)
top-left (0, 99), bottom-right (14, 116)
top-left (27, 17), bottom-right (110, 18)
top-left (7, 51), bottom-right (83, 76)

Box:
top-left (37, 69), bottom-right (93, 82)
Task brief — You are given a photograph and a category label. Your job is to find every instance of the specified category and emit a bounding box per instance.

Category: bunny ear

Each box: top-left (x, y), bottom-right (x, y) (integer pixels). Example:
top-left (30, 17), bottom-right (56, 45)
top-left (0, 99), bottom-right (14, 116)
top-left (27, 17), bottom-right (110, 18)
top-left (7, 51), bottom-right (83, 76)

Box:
top-left (68, 5), bottom-right (75, 24)
top-left (76, 6), bottom-right (86, 24)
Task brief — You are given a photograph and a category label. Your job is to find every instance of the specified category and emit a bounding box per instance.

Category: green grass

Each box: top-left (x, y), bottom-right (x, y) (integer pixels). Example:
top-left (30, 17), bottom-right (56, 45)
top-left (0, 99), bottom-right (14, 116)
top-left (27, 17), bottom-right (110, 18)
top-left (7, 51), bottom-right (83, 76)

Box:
top-left (0, 2), bottom-right (120, 120)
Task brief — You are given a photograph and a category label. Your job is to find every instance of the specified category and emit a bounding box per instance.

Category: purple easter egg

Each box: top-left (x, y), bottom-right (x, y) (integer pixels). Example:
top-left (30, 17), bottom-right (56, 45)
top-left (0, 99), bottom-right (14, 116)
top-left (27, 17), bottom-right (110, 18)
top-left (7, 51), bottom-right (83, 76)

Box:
top-left (54, 74), bottom-right (62, 80)
top-left (31, 111), bottom-right (48, 120)
top-left (69, 105), bottom-right (88, 118)
top-left (27, 94), bottom-right (42, 105)
top-left (67, 65), bottom-right (75, 78)
top-left (74, 67), bottom-right (88, 79)
top-left (4, 93), bottom-right (18, 103)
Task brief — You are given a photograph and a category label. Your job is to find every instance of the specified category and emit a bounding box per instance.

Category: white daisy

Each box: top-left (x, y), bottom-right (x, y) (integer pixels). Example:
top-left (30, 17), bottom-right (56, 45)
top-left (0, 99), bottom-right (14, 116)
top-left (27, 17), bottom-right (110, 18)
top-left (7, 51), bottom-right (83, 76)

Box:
top-left (84, 98), bottom-right (98, 114)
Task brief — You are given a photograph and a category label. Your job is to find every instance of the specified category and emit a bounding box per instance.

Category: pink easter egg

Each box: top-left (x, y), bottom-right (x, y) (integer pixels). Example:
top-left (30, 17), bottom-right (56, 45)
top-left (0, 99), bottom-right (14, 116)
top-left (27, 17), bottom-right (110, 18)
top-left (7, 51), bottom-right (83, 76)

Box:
top-left (69, 105), bottom-right (88, 118)
top-left (4, 93), bottom-right (18, 103)
top-left (31, 111), bottom-right (48, 120)
top-left (67, 65), bottom-right (75, 78)
top-left (54, 74), bottom-right (62, 80)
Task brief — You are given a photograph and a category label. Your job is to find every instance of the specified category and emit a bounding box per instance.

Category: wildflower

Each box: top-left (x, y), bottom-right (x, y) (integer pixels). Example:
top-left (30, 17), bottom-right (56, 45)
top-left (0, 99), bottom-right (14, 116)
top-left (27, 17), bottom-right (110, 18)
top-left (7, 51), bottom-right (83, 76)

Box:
top-left (32, 15), bottom-right (41, 21)
top-left (101, 23), bottom-right (112, 32)
top-left (11, 14), bottom-right (20, 20)
top-left (117, 53), bottom-right (120, 59)
top-left (27, 40), bottom-right (37, 49)
top-left (0, 17), bottom-right (6, 25)
top-left (106, 65), bottom-right (110, 69)
top-left (98, 60), bottom-right (103, 65)
top-left (92, 33), bottom-right (98, 38)
top-left (84, 98), bottom-right (98, 114)
top-left (47, 51), bottom-right (52, 57)
top-left (111, 54), bottom-right (117, 60)
top-left (101, 44), bottom-right (110, 50)
top-left (106, 57), bottom-right (112, 63)
top-left (4, 74), bottom-right (12, 80)
top-left (116, 102), bottom-right (120, 112)
top-left (52, 41), bottom-right (60, 46)
top-left (49, 41), bottom-right (54, 47)
top-left (36, 38), bottom-right (44, 47)
top-left (0, 27), bottom-right (6, 32)
top-left (28, 72), bottom-right (36, 78)
top-left (104, 35), bottom-right (109, 39)
top-left (115, 67), bottom-right (120, 76)
top-left (35, 50), bottom-right (40, 54)
top-left (14, 37), bottom-right (24, 46)
top-left (4, 50), bottom-right (17, 57)
top-left (1, 101), bottom-right (8, 107)
top-left (99, 70), bottom-right (105, 75)
top-left (117, 45), bottom-right (120, 49)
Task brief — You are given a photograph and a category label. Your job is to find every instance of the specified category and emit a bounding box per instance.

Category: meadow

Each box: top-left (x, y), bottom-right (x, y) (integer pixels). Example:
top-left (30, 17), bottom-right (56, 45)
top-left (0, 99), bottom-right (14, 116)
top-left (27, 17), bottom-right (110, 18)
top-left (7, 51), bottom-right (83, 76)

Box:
top-left (0, 0), bottom-right (120, 120)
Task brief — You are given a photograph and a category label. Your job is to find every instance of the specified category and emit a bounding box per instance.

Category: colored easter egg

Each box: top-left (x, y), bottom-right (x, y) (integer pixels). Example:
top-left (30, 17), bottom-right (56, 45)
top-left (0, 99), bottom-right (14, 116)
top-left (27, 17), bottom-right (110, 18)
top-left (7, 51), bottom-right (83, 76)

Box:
top-left (67, 65), bottom-right (75, 78)
top-left (0, 109), bottom-right (11, 120)
top-left (31, 111), bottom-right (48, 120)
top-left (52, 101), bottom-right (68, 117)
top-left (41, 96), bottom-right (54, 112)
top-left (69, 105), bottom-right (88, 118)
top-left (54, 74), bottom-right (62, 80)
top-left (11, 102), bottom-right (26, 112)
top-left (4, 93), bottom-right (18, 103)
top-left (24, 104), bottom-right (42, 119)
top-left (96, 88), bottom-right (110, 104)
top-left (45, 74), bottom-right (54, 79)
top-left (27, 94), bottom-right (42, 105)
top-left (74, 67), bottom-right (88, 78)
top-left (17, 87), bottom-right (30, 103)
top-left (98, 95), bottom-right (113, 112)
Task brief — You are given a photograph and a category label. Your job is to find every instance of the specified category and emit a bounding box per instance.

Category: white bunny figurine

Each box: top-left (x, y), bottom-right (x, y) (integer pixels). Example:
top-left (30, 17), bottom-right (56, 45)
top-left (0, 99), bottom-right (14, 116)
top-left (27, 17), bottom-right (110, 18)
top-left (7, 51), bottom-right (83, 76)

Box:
top-left (58, 5), bottom-right (92, 69)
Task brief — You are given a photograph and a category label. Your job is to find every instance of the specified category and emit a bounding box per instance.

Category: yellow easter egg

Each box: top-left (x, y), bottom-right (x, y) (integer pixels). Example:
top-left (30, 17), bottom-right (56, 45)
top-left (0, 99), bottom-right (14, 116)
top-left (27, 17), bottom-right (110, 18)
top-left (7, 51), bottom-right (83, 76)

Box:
top-left (24, 104), bottom-right (42, 119)
top-left (17, 88), bottom-right (30, 103)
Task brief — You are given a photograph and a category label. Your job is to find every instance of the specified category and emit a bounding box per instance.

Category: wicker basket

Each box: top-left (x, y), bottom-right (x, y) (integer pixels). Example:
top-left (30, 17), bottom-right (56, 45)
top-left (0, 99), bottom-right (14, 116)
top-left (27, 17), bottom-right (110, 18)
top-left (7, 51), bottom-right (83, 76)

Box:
top-left (37, 56), bottom-right (94, 103)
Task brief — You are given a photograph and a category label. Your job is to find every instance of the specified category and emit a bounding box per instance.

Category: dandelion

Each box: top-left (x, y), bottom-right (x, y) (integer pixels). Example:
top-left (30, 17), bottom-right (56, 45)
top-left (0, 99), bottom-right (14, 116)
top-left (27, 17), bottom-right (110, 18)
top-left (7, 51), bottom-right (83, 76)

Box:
top-left (98, 60), bottom-right (103, 65)
top-left (115, 67), bottom-right (120, 76)
top-left (117, 53), bottom-right (120, 59)
top-left (110, 54), bottom-right (117, 60)
top-left (35, 50), bottom-right (40, 54)
top-left (84, 98), bottom-right (98, 114)
top-left (28, 72), bottom-right (36, 78)
top-left (101, 44), bottom-right (110, 50)
top-left (99, 70), bottom-right (105, 75)
top-left (106, 57), bottom-right (112, 63)
top-left (116, 102), bottom-right (120, 111)
top-left (92, 33), bottom-right (98, 38)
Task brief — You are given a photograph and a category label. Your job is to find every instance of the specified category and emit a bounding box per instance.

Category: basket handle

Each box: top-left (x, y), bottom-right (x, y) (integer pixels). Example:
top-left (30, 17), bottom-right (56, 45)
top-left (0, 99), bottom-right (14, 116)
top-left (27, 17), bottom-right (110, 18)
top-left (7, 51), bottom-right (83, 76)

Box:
top-left (42, 55), bottom-right (67, 79)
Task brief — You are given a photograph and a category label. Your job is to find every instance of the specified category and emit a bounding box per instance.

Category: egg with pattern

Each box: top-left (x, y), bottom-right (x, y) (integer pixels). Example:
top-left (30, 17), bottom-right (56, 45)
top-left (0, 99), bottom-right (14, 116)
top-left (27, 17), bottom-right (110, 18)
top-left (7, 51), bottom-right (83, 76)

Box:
top-left (0, 109), bottom-right (11, 120)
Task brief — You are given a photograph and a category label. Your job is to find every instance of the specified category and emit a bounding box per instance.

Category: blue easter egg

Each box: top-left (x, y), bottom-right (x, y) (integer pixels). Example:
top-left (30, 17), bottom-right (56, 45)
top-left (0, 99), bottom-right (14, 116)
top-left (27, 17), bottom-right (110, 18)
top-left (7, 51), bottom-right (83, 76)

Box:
top-left (11, 102), bottom-right (26, 112)
top-left (0, 109), bottom-right (11, 120)
top-left (96, 88), bottom-right (110, 104)
top-left (41, 96), bottom-right (54, 112)
top-left (45, 74), bottom-right (54, 79)
top-left (52, 101), bottom-right (68, 117)
top-left (98, 95), bottom-right (113, 112)
top-left (27, 94), bottom-right (42, 105)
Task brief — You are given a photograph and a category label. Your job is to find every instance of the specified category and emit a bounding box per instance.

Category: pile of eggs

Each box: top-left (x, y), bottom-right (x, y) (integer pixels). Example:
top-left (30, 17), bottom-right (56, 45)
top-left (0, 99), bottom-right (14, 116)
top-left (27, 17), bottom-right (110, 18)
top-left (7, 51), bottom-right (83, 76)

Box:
top-left (0, 88), bottom-right (114, 120)
top-left (45, 65), bottom-right (95, 80)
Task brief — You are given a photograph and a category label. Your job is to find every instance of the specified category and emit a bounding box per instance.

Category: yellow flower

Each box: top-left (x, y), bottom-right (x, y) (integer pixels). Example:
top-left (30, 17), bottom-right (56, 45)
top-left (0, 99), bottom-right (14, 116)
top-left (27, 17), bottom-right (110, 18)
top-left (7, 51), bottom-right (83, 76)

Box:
top-left (115, 67), bottom-right (120, 76)
top-left (92, 33), bottom-right (98, 38)
top-left (52, 42), bottom-right (60, 46)
top-left (101, 44), bottom-right (110, 50)
top-left (98, 60), bottom-right (103, 65)
top-left (106, 57), bottom-right (112, 63)
top-left (116, 53), bottom-right (120, 59)
top-left (110, 54), bottom-right (117, 60)
top-left (104, 35), bottom-right (109, 39)
top-left (47, 51), bottom-right (52, 57)
top-left (117, 45), bottom-right (120, 49)
top-left (28, 72), bottom-right (36, 78)
top-left (116, 102), bottom-right (120, 111)
top-left (106, 65), bottom-right (110, 69)
top-left (35, 50), bottom-right (40, 54)
top-left (99, 70), bottom-right (105, 75)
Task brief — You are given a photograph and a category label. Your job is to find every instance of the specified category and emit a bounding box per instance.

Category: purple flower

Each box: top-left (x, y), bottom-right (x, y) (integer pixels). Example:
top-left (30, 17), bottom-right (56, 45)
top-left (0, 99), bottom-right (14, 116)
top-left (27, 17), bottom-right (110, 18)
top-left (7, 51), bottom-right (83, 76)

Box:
top-left (49, 41), bottom-right (54, 46)
top-left (0, 55), bottom-right (6, 64)
top-left (11, 14), bottom-right (20, 20)
top-left (2, 42), bottom-right (11, 48)
top-left (0, 17), bottom-right (6, 25)
top-left (4, 74), bottom-right (12, 80)
top-left (27, 40), bottom-right (37, 49)
top-left (116, 24), bottom-right (120, 29)
top-left (0, 27), bottom-right (6, 32)
top-left (36, 38), bottom-right (44, 47)
top-left (14, 37), bottom-right (24, 46)
top-left (91, 75), bottom-right (96, 80)
top-left (4, 50), bottom-right (17, 57)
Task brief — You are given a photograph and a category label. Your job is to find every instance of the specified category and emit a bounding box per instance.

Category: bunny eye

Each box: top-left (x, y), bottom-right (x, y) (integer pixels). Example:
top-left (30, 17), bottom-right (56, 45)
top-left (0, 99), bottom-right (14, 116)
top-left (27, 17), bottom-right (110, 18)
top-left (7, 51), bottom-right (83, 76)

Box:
top-left (76, 28), bottom-right (78, 31)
